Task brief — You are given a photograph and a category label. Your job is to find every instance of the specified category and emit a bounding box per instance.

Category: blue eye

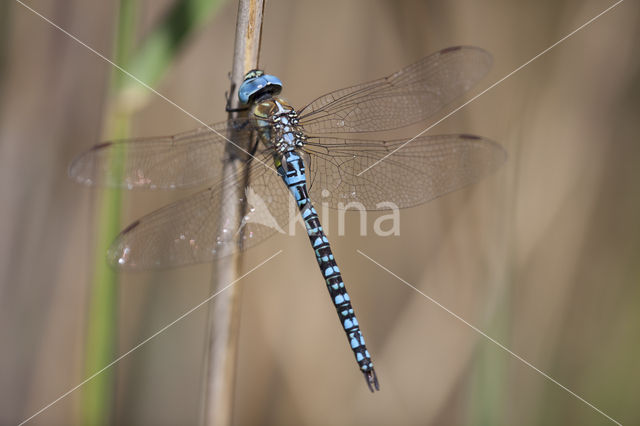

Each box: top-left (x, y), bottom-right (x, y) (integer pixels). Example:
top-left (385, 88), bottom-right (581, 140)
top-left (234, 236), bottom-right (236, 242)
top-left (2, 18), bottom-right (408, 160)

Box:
top-left (238, 73), bottom-right (283, 104)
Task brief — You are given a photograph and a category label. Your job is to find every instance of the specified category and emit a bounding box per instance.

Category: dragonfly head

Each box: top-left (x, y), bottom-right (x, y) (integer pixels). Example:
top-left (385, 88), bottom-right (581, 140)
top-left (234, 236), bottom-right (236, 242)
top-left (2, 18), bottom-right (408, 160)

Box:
top-left (239, 70), bottom-right (283, 104)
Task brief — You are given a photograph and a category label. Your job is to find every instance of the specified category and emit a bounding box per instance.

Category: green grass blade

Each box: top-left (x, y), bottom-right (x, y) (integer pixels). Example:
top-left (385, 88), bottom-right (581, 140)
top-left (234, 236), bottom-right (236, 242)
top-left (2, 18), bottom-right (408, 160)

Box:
top-left (80, 0), bottom-right (136, 423)
top-left (122, 0), bottom-right (226, 103)
top-left (80, 0), bottom-right (226, 424)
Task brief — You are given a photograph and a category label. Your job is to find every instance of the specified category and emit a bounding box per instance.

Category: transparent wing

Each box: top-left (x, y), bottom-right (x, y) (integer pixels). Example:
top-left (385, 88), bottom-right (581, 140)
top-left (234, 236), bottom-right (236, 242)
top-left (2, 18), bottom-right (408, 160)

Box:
top-left (297, 46), bottom-right (491, 134)
top-left (303, 134), bottom-right (506, 210)
top-left (108, 154), bottom-right (291, 270)
top-left (69, 119), bottom-right (257, 189)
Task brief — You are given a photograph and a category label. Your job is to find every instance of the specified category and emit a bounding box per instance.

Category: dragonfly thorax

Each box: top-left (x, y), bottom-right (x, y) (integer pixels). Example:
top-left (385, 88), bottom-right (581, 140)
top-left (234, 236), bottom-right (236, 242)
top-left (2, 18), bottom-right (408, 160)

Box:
top-left (252, 97), bottom-right (307, 153)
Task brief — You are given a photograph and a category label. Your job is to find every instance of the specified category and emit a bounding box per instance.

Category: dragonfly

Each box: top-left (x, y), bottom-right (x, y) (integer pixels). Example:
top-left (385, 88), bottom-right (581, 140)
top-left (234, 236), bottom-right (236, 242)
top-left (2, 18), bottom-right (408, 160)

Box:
top-left (70, 46), bottom-right (506, 392)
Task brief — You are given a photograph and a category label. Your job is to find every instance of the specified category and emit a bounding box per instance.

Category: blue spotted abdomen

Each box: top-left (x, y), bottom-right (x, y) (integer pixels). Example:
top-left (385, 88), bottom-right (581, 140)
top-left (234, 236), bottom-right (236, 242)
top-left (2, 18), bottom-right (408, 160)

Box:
top-left (276, 150), bottom-right (378, 391)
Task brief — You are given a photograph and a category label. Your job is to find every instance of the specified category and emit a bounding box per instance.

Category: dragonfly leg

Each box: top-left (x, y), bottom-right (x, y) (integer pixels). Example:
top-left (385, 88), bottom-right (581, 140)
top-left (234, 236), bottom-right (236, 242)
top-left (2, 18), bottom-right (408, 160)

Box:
top-left (225, 82), bottom-right (250, 113)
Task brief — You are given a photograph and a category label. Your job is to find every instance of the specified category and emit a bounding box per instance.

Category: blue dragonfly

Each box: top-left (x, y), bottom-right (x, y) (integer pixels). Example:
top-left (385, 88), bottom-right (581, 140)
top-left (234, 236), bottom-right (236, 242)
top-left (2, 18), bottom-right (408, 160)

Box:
top-left (70, 46), bottom-right (506, 392)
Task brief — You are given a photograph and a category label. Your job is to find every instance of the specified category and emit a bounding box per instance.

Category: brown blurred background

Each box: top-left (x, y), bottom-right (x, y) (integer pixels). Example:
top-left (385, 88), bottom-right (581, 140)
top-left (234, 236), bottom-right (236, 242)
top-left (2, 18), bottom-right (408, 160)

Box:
top-left (2, 0), bottom-right (640, 424)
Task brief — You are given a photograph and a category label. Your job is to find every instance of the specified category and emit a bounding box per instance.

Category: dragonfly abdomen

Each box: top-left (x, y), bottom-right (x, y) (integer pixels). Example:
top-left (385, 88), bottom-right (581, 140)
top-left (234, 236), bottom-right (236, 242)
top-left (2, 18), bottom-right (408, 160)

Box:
top-left (276, 150), bottom-right (379, 392)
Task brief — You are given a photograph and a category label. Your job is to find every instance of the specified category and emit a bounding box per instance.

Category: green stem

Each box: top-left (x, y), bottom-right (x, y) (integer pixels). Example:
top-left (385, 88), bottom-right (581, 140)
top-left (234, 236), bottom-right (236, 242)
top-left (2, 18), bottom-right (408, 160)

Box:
top-left (80, 0), bottom-right (135, 422)
top-left (80, 0), bottom-right (227, 423)
top-left (121, 0), bottom-right (226, 105)
top-left (467, 291), bottom-right (511, 425)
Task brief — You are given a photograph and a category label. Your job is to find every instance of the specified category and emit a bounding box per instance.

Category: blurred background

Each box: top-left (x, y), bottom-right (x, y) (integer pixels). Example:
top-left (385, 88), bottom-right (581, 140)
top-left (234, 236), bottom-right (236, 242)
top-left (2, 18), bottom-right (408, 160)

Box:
top-left (1, 0), bottom-right (639, 424)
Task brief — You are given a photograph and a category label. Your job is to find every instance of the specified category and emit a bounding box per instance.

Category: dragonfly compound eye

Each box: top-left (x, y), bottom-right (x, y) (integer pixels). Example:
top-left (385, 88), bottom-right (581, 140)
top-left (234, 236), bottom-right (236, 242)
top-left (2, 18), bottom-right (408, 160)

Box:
top-left (238, 72), bottom-right (283, 104)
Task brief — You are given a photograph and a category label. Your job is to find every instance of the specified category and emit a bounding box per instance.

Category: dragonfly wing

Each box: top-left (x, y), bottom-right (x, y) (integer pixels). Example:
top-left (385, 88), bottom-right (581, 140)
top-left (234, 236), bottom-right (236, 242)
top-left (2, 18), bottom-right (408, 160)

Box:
top-left (298, 46), bottom-right (491, 134)
top-left (303, 134), bottom-right (506, 210)
top-left (69, 119), bottom-right (256, 189)
top-left (108, 157), bottom-right (291, 269)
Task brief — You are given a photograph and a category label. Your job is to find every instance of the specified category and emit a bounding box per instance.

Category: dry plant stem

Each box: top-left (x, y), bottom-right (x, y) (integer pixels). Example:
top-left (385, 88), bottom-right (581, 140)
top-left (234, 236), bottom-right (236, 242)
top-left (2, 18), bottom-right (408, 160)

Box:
top-left (202, 1), bottom-right (265, 425)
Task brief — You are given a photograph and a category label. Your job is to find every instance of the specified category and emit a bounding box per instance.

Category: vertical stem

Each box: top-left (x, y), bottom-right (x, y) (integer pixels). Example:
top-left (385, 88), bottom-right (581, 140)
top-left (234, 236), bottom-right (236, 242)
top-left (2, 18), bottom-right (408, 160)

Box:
top-left (81, 1), bottom-right (136, 424)
top-left (81, 1), bottom-right (223, 422)
top-left (201, 1), bottom-right (265, 425)
top-left (467, 292), bottom-right (510, 424)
